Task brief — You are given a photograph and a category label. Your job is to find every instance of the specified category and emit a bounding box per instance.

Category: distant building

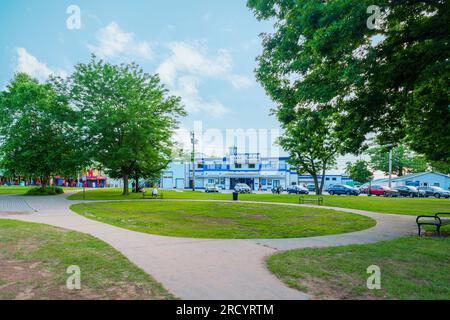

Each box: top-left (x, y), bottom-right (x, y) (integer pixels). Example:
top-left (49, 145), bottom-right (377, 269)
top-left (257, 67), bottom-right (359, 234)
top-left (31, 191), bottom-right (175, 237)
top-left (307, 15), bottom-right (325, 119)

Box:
top-left (368, 172), bottom-right (450, 190)
top-left (160, 148), bottom-right (353, 191)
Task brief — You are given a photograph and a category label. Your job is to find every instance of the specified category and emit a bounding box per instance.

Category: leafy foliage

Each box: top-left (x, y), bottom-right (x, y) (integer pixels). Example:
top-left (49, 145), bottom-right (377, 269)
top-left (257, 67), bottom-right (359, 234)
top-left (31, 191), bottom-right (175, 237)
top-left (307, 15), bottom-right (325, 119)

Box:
top-left (368, 145), bottom-right (428, 176)
top-left (0, 73), bottom-right (85, 186)
top-left (63, 56), bottom-right (186, 194)
top-left (26, 186), bottom-right (64, 196)
top-left (247, 0), bottom-right (449, 164)
top-left (279, 109), bottom-right (339, 194)
top-left (345, 160), bottom-right (373, 183)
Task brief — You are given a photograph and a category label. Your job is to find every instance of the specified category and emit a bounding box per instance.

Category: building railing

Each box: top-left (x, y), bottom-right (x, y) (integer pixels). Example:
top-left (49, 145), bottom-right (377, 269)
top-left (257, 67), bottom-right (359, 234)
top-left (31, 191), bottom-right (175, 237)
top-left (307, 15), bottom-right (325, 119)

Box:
top-left (199, 163), bottom-right (288, 171)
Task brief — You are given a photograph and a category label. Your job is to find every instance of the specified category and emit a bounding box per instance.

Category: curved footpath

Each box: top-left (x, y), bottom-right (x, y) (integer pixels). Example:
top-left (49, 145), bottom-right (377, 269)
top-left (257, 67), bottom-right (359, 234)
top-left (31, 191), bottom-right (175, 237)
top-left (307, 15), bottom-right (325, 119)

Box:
top-left (0, 192), bottom-right (417, 300)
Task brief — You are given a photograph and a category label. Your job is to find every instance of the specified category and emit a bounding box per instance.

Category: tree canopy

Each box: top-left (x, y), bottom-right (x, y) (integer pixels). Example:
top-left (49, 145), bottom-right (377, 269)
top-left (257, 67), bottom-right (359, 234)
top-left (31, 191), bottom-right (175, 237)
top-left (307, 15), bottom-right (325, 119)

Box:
top-left (63, 57), bottom-right (186, 195)
top-left (367, 145), bottom-right (428, 176)
top-left (247, 0), bottom-right (449, 164)
top-left (0, 73), bottom-right (85, 187)
top-left (279, 109), bottom-right (339, 194)
top-left (345, 160), bottom-right (373, 184)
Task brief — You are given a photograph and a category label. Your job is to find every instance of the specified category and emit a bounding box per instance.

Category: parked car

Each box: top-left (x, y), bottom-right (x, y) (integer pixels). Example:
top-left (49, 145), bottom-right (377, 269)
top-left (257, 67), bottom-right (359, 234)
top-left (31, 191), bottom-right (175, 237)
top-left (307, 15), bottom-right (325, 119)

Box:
top-left (234, 183), bottom-right (252, 194)
top-left (205, 183), bottom-right (220, 193)
top-left (395, 186), bottom-right (419, 197)
top-left (328, 184), bottom-right (360, 196)
top-left (306, 184), bottom-right (316, 192)
top-left (367, 185), bottom-right (399, 197)
top-left (287, 185), bottom-right (309, 195)
top-left (271, 186), bottom-right (284, 194)
top-left (418, 186), bottom-right (450, 198)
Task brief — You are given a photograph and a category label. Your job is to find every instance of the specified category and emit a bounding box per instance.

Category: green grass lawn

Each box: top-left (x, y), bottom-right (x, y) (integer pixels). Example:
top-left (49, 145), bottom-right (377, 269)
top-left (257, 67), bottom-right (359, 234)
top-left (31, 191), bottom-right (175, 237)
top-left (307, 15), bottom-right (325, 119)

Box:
top-left (0, 186), bottom-right (81, 195)
top-left (67, 188), bottom-right (450, 216)
top-left (0, 186), bottom-right (33, 194)
top-left (0, 219), bottom-right (173, 300)
top-left (70, 201), bottom-right (375, 239)
top-left (267, 236), bottom-right (450, 300)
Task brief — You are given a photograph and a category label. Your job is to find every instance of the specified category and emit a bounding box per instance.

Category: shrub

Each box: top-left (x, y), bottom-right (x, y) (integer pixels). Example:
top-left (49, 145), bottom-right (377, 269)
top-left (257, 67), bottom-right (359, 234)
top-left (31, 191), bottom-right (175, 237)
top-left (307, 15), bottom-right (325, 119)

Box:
top-left (26, 186), bottom-right (64, 196)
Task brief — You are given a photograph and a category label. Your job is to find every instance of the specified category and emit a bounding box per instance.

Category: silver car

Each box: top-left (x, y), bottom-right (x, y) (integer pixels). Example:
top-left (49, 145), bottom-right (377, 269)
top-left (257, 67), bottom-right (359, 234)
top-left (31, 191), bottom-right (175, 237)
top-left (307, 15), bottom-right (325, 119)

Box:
top-left (234, 183), bottom-right (252, 194)
top-left (205, 183), bottom-right (220, 193)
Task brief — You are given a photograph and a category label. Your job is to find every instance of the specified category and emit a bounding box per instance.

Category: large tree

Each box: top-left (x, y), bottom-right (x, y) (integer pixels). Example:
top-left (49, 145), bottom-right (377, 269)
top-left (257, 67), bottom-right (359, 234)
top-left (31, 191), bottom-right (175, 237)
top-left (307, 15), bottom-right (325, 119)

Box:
top-left (345, 160), bottom-right (373, 183)
top-left (65, 57), bottom-right (185, 195)
top-left (279, 109), bottom-right (339, 195)
top-left (247, 0), bottom-right (449, 164)
top-left (367, 145), bottom-right (428, 176)
top-left (0, 73), bottom-right (85, 188)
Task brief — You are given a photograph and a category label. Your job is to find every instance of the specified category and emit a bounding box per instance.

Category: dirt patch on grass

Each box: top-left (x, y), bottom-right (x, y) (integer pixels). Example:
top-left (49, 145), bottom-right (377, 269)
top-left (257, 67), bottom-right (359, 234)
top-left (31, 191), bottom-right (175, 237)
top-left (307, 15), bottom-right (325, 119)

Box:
top-left (296, 274), bottom-right (387, 300)
top-left (0, 250), bottom-right (167, 300)
top-left (235, 212), bottom-right (266, 219)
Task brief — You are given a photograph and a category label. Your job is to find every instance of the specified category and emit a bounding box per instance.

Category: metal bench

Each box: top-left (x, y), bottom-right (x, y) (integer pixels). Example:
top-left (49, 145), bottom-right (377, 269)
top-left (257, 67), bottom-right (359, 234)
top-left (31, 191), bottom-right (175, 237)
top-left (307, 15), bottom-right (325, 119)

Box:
top-left (416, 212), bottom-right (450, 236)
top-left (299, 196), bottom-right (323, 206)
top-left (142, 191), bottom-right (164, 200)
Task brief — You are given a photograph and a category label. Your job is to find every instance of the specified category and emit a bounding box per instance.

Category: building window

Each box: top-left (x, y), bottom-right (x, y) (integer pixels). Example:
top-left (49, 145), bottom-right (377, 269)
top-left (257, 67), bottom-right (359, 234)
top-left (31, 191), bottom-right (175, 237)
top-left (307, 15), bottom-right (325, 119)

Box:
top-left (249, 164), bottom-right (256, 169)
top-left (208, 179), bottom-right (215, 184)
top-left (197, 163), bottom-right (204, 169)
top-left (332, 178), bottom-right (337, 181)
top-left (235, 163), bottom-right (242, 169)
top-left (214, 164), bottom-right (222, 170)
top-left (325, 178), bottom-right (330, 181)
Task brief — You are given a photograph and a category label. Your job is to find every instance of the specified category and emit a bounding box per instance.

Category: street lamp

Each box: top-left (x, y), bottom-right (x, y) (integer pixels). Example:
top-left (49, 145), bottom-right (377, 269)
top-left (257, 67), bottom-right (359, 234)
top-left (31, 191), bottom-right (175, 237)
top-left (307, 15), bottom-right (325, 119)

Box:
top-left (387, 144), bottom-right (394, 188)
top-left (190, 131), bottom-right (198, 191)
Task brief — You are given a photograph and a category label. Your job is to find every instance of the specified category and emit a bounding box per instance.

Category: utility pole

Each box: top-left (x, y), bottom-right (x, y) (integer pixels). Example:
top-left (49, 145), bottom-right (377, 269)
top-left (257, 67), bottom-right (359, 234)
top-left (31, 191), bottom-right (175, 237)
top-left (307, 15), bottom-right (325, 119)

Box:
top-left (388, 144), bottom-right (393, 188)
top-left (190, 131), bottom-right (197, 191)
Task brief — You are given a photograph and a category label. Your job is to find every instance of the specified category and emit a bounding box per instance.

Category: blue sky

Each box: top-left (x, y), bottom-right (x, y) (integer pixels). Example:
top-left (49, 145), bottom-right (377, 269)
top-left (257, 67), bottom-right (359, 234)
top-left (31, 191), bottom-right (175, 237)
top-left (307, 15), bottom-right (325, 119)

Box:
top-left (0, 1), bottom-right (365, 171)
top-left (0, 1), bottom-right (277, 132)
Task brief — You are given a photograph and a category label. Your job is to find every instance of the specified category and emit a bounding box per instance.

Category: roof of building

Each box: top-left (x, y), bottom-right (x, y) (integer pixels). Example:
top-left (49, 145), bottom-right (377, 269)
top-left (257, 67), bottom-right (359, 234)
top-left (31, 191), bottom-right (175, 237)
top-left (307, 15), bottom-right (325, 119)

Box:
top-left (391, 172), bottom-right (450, 181)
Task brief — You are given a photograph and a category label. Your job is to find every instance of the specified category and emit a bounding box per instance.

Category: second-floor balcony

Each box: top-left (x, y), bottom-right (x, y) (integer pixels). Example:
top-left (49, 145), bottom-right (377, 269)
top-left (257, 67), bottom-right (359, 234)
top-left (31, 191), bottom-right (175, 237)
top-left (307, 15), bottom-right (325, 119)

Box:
top-left (196, 163), bottom-right (288, 172)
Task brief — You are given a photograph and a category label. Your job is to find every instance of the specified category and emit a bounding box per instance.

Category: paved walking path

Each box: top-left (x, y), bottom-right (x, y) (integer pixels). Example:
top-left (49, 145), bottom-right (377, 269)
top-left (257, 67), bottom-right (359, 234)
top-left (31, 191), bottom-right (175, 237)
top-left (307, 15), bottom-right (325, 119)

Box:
top-left (0, 193), bottom-right (417, 300)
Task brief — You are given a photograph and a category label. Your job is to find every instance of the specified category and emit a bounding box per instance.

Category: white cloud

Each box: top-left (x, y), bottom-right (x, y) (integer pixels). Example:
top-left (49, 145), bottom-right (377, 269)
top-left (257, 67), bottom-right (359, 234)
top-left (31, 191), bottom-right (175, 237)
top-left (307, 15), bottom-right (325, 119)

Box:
top-left (173, 76), bottom-right (229, 118)
top-left (227, 74), bottom-right (253, 90)
top-left (15, 48), bottom-right (67, 81)
top-left (156, 41), bottom-right (253, 118)
top-left (157, 41), bottom-right (232, 85)
top-left (88, 22), bottom-right (153, 60)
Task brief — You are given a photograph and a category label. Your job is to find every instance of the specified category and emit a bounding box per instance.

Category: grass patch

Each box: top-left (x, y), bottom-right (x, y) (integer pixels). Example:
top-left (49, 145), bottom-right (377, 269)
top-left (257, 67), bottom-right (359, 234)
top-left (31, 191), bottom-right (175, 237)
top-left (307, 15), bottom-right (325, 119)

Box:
top-left (67, 188), bottom-right (450, 216)
top-left (0, 186), bottom-right (80, 195)
top-left (0, 219), bottom-right (173, 300)
top-left (0, 186), bottom-right (34, 194)
top-left (267, 236), bottom-right (450, 300)
top-left (70, 201), bottom-right (375, 239)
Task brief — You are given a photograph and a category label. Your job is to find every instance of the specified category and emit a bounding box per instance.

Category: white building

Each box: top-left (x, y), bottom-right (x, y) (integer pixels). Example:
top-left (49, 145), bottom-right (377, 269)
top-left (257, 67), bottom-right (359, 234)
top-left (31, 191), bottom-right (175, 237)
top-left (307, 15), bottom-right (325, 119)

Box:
top-left (160, 148), bottom-right (353, 191)
top-left (368, 172), bottom-right (450, 190)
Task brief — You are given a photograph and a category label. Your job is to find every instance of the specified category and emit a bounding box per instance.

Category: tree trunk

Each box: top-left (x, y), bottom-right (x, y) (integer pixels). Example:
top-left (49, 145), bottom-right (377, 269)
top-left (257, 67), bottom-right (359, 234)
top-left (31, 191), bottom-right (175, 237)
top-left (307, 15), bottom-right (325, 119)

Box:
top-left (135, 175), bottom-right (139, 193)
top-left (312, 174), bottom-right (320, 195)
top-left (318, 165), bottom-right (327, 195)
top-left (123, 174), bottom-right (129, 195)
top-left (41, 175), bottom-right (49, 190)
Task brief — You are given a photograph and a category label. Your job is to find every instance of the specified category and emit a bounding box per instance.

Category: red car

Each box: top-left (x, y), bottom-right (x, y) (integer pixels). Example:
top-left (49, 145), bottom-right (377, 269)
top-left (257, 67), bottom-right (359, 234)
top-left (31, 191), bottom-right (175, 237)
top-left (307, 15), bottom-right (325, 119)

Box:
top-left (367, 185), bottom-right (399, 197)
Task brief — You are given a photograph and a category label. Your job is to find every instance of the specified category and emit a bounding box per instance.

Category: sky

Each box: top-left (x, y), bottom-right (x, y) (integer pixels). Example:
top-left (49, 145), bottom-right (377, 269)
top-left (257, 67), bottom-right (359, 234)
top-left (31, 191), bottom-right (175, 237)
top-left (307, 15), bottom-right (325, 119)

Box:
top-left (0, 1), bottom-right (372, 174)
top-left (0, 1), bottom-right (276, 138)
